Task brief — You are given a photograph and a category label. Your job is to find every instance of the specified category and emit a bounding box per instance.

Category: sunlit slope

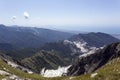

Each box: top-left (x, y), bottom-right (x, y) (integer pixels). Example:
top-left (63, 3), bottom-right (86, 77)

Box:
top-left (0, 59), bottom-right (45, 80)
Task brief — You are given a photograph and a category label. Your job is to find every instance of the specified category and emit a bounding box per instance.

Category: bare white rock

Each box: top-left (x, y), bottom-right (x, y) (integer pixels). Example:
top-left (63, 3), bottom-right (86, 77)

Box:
top-left (41, 65), bottom-right (71, 77)
top-left (7, 61), bottom-right (18, 68)
top-left (2, 78), bottom-right (7, 80)
top-left (0, 70), bottom-right (10, 76)
top-left (90, 73), bottom-right (98, 78)
top-left (9, 75), bottom-right (18, 79)
top-left (69, 77), bottom-right (74, 80)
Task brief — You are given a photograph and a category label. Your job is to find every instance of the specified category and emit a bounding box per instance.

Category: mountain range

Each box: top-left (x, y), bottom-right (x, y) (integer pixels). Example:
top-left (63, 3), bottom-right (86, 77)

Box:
top-left (0, 24), bottom-right (120, 80)
top-left (18, 32), bottom-right (120, 73)
top-left (0, 24), bottom-right (73, 49)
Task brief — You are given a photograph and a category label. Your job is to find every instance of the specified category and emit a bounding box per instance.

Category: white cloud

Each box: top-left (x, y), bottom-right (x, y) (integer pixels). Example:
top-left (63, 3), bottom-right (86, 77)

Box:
top-left (23, 12), bottom-right (29, 19)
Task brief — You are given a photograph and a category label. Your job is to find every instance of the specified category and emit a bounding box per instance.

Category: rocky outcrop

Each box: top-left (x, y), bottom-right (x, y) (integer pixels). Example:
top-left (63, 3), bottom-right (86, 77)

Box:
top-left (67, 42), bottom-right (120, 76)
top-left (0, 52), bottom-right (33, 74)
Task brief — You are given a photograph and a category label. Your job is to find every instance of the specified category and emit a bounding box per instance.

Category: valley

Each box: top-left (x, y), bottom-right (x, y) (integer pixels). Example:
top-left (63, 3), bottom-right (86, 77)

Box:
top-left (0, 25), bottom-right (120, 80)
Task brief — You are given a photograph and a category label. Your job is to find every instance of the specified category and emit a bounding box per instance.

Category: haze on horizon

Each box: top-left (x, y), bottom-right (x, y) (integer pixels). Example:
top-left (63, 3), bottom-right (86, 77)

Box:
top-left (0, 0), bottom-right (120, 33)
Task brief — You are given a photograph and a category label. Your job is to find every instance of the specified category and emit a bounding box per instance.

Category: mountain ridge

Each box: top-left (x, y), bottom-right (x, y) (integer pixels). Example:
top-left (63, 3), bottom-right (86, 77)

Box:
top-left (67, 42), bottom-right (120, 76)
top-left (0, 24), bottom-right (73, 49)
top-left (69, 32), bottom-right (120, 47)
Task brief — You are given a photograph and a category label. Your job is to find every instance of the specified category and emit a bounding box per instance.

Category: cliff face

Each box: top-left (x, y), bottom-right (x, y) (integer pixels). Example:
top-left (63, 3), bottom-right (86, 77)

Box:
top-left (67, 42), bottom-right (120, 76)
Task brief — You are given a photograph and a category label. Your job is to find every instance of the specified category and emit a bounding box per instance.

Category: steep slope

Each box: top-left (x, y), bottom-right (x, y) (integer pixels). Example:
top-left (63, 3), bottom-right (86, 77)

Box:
top-left (0, 59), bottom-right (45, 80)
top-left (38, 42), bottom-right (120, 79)
top-left (67, 42), bottom-right (120, 76)
top-left (0, 52), bottom-right (45, 80)
top-left (21, 50), bottom-right (71, 73)
top-left (55, 57), bottom-right (120, 80)
top-left (70, 32), bottom-right (120, 47)
top-left (3, 48), bottom-right (38, 61)
top-left (0, 51), bottom-right (120, 80)
top-left (0, 50), bottom-right (120, 80)
top-left (0, 43), bottom-right (15, 51)
top-left (0, 24), bottom-right (73, 48)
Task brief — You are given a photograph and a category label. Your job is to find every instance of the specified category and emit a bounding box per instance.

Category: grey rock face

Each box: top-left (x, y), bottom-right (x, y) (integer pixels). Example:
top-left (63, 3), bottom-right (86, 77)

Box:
top-left (67, 43), bottom-right (120, 76)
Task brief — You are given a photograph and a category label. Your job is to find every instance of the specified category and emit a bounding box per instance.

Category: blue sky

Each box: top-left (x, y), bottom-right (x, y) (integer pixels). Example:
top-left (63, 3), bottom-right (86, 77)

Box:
top-left (0, 0), bottom-right (120, 33)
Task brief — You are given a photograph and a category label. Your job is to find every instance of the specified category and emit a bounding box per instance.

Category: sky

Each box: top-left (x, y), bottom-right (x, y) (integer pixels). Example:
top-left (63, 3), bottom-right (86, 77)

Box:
top-left (0, 0), bottom-right (120, 33)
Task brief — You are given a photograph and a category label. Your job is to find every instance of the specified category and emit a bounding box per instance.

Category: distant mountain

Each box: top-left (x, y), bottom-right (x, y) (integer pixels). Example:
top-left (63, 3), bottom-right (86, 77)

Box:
top-left (0, 24), bottom-right (73, 48)
top-left (0, 43), bottom-right (15, 51)
top-left (69, 32), bottom-right (120, 47)
top-left (112, 34), bottom-right (120, 39)
top-left (67, 42), bottom-right (120, 76)
top-left (40, 32), bottom-right (120, 59)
